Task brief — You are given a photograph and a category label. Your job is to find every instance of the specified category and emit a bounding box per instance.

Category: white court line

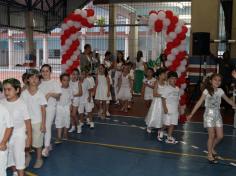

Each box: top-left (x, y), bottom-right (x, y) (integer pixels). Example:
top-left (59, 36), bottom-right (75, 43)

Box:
top-left (203, 150), bottom-right (208, 154)
top-left (95, 122), bottom-right (236, 138)
top-left (191, 145), bottom-right (199, 149)
top-left (230, 162), bottom-right (236, 167)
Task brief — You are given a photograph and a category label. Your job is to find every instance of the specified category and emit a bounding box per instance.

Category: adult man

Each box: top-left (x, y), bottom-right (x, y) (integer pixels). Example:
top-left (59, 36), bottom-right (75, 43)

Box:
top-left (80, 44), bottom-right (93, 72)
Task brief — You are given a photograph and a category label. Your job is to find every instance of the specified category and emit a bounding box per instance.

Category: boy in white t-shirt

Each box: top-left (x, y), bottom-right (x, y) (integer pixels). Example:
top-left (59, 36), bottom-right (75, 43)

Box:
top-left (21, 69), bottom-right (47, 168)
top-left (162, 71), bottom-right (180, 144)
top-left (0, 104), bottom-right (13, 176)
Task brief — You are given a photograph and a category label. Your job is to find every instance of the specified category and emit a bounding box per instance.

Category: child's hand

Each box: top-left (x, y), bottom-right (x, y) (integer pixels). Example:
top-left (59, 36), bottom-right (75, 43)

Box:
top-left (163, 107), bottom-right (168, 114)
top-left (0, 143), bottom-right (7, 151)
top-left (40, 124), bottom-right (46, 133)
top-left (45, 93), bottom-right (51, 100)
top-left (107, 91), bottom-right (110, 97)
top-left (186, 114), bottom-right (193, 121)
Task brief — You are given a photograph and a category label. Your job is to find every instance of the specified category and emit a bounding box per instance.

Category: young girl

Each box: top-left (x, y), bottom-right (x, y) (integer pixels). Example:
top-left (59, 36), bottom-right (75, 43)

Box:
top-left (95, 64), bottom-right (111, 119)
top-left (69, 69), bottom-right (80, 133)
top-left (21, 69), bottom-right (47, 169)
top-left (187, 73), bottom-right (236, 163)
top-left (55, 73), bottom-right (73, 142)
top-left (39, 64), bottom-right (61, 157)
top-left (0, 103), bottom-right (13, 176)
top-left (145, 68), bottom-right (167, 135)
top-left (162, 71), bottom-right (180, 144)
top-left (141, 68), bottom-right (156, 108)
top-left (2, 78), bottom-right (32, 176)
top-left (77, 71), bottom-right (94, 133)
top-left (117, 65), bottom-right (133, 112)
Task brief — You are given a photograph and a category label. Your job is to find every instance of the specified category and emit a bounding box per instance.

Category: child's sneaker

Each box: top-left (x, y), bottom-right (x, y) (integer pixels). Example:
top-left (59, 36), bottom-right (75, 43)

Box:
top-left (165, 136), bottom-right (178, 144)
top-left (86, 118), bottom-right (90, 125)
top-left (90, 122), bottom-right (95, 129)
top-left (106, 111), bottom-right (110, 116)
top-left (54, 139), bottom-right (62, 144)
top-left (157, 130), bottom-right (164, 141)
top-left (77, 125), bottom-right (82, 134)
top-left (68, 126), bottom-right (76, 133)
top-left (146, 127), bottom-right (152, 133)
top-left (42, 148), bottom-right (49, 157)
top-left (33, 159), bottom-right (44, 169)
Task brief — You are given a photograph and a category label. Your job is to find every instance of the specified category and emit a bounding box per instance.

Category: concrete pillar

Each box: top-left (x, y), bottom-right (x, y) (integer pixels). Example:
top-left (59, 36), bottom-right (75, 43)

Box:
top-left (231, 1), bottom-right (236, 58)
top-left (25, 11), bottom-right (35, 57)
top-left (108, 4), bottom-right (116, 54)
top-left (43, 34), bottom-right (48, 64)
top-left (8, 30), bottom-right (13, 70)
top-left (124, 18), bottom-right (129, 60)
top-left (191, 0), bottom-right (220, 55)
top-left (128, 12), bottom-right (138, 62)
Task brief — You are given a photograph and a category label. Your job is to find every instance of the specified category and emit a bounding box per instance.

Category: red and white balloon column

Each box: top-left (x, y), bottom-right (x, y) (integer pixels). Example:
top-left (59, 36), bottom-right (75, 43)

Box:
top-left (60, 9), bottom-right (95, 74)
top-left (149, 10), bottom-right (188, 123)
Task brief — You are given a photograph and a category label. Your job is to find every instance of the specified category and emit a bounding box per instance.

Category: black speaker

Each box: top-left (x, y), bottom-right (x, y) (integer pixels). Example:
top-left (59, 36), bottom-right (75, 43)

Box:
top-left (192, 32), bottom-right (210, 55)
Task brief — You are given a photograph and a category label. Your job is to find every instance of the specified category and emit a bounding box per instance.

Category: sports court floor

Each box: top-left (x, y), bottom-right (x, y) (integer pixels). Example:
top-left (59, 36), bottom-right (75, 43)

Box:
top-left (14, 115), bottom-right (236, 176)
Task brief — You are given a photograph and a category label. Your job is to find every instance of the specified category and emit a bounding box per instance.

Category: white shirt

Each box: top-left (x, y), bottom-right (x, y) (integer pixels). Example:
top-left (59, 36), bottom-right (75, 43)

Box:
top-left (0, 104), bottom-right (13, 143)
top-left (203, 88), bottom-right (224, 109)
top-left (39, 79), bottom-right (61, 106)
top-left (86, 76), bottom-right (95, 88)
top-left (69, 80), bottom-right (79, 96)
top-left (136, 58), bottom-right (145, 71)
top-left (1, 98), bottom-right (30, 132)
top-left (162, 85), bottom-right (180, 113)
top-left (143, 77), bottom-right (156, 96)
top-left (57, 87), bottom-right (73, 106)
top-left (79, 79), bottom-right (92, 104)
top-left (21, 89), bottom-right (47, 124)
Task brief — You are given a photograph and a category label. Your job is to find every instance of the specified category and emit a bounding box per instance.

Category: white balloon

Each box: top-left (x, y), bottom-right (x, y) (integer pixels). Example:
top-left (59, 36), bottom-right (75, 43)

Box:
top-left (80, 10), bottom-right (87, 18)
top-left (181, 83), bottom-right (187, 90)
top-left (175, 25), bottom-right (182, 34)
top-left (74, 49), bottom-right (80, 56)
top-left (65, 38), bottom-right (72, 46)
top-left (74, 22), bottom-right (81, 28)
top-left (176, 71), bottom-right (181, 77)
top-left (181, 59), bottom-right (187, 66)
top-left (61, 23), bottom-right (67, 30)
top-left (167, 54), bottom-right (175, 61)
top-left (180, 89), bottom-right (184, 96)
top-left (66, 60), bottom-right (73, 66)
top-left (149, 14), bottom-right (158, 26)
top-left (178, 66), bottom-right (185, 72)
top-left (71, 55), bottom-right (77, 61)
top-left (67, 20), bottom-right (73, 27)
top-left (179, 44), bottom-right (186, 51)
top-left (71, 33), bottom-right (77, 41)
top-left (165, 60), bottom-right (172, 67)
top-left (171, 48), bottom-right (179, 55)
top-left (88, 16), bottom-right (95, 24)
top-left (169, 32), bottom-right (177, 40)
top-left (179, 20), bottom-right (185, 26)
top-left (74, 9), bottom-right (82, 15)
top-left (157, 11), bottom-right (166, 20)
top-left (163, 18), bottom-right (171, 27)
top-left (61, 64), bottom-right (68, 71)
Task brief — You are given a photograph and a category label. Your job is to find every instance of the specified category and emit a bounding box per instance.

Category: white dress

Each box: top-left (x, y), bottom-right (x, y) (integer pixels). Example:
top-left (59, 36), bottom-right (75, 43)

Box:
top-left (95, 75), bottom-right (110, 101)
top-left (114, 62), bottom-right (123, 100)
top-left (143, 77), bottom-right (156, 100)
top-left (117, 74), bottom-right (132, 101)
top-left (145, 83), bottom-right (167, 128)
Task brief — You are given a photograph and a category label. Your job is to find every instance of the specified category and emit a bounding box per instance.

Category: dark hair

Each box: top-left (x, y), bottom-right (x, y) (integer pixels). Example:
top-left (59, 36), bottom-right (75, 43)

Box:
top-left (116, 51), bottom-right (125, 64)
top-left (99, 64), bottom-right (108, 77)
top-left (136, 50), bottom-right (143, 62)
top-left (105, 51), bottom-right (112, 57)
top-left (84, 44), bottom-right (91, 50)
top-left (26, 69), bottom-right (40, 79)
top-left (155, 67), bottom-right (167, 77)
top-left (203, 73), bottom-right (222, 96)
top-left (160, 53), bottom-right (167, 62)
top-left (167, 71), bottom-right (178, 79)
top-left (3, 78), bottom-right (21, 96)
top-left (22, 72), bottom-right (28, 82)
top-left (60, 73), bottom-right (70, 81)
top-left (72, 68), bottom-right (80, 75)
top-left (40, 64), bottom-right (52, 72)
top-left (0, 81), bottom-right (2, 92)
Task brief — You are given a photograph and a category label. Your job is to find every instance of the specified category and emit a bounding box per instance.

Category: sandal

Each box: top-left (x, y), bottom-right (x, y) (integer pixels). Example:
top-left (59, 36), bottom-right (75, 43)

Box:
top-left (208, 155), bottom-right (218, 164)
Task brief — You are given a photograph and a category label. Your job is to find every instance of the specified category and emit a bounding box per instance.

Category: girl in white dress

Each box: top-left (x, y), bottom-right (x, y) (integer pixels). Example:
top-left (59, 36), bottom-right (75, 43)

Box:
top-left (39, 64), bottom-right (61, 157)
top-left (95, 64), bottom-right (111, 119)
top-left (145, 68), bottom-right (167, 136)
top-left (114, 51), bottom-right (125, 104)
top-left (117, 65), bottom-right (133, 112)
top-left (141, 68), bottom-right (156, 108)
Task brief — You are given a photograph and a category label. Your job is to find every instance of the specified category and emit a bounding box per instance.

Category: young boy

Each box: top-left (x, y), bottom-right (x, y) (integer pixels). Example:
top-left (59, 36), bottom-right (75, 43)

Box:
top-left (21, 69), bottom-right (47, 168)
top-left (162, 71), bottom-right (180, 144)
top-left (0, 104), bottom-right (13, 176)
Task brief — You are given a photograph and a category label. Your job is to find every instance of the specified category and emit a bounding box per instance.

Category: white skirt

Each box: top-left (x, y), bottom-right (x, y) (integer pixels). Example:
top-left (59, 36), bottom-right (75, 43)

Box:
top-left (117, 87), bottom-right (132, 100)
top-left (95, 87), bottom-right (110, 101)
top-left (145, 97), bottom-right (164, 128)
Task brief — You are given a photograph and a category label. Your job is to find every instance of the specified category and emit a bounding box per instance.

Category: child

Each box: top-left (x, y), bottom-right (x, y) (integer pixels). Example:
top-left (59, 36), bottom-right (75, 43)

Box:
top-left (39, 64), bottom-right (61, 157)
top-left (69, 69), bottom-right (80, 133)
top-left (2, 78), bottom-right (32, 176)
top-left (55, 73), bottom-right (73, 142)
top-left (187, 73), bottom-right (236, 163)
top-left (21, 72), bottom-right (28, 91)
top-left (21, 69), bottom-right (47, 168)
top-left (128, 62), bottom-right (135, 109)
top-left (145, 68), bottom-right (167, 135)
top-left (117, 65), bottom-right (133, 112)
top-left (77, 70), bottom-right (94, 133)
top-left (95, 64), bottom-right (111, 119)
top-left (141, 68), bottom-right (156, 108)
top-left (162, 71), bottom-right (180, 144)
top-left (0, 103), bottom-right (13, 176)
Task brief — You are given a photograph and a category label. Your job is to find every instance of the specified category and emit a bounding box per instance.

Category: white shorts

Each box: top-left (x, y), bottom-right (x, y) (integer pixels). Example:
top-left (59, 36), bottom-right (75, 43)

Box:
top-left (55, 105), bottom-right (70, 128)
top-left (78, 102), bottom-right (94, 114)
top-left (144, 94), bottom-right (153, 101)
top-left (72, 97), bottom-right (80, 107)
top-left (0, 150), bottom-right (8, 176)
top-left (8, 130), bottom-right (26, 170)
top-left (32, 123), bottom-right (44, 148)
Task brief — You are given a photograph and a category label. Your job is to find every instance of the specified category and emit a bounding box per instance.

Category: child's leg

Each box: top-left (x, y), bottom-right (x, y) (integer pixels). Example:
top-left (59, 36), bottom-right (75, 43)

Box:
top-left (106, 101), bottom-right (110, 115)
top-left (124, 100), bottom-right (128, 112)
top-left (101, 101), bottom-right (106, 119)
top-left (119, 100), bottom-right (124, 111)
top-left (167, 125), bottom-right (174, 137)
top-left (212, 127), bottom-right (224, 154)
top-left (57, 128), bottom-right (62, 140)
top-left (71, 106), bottom-right (78, 127)
top-left (207, 127), bottom-right (216, 159)
top-left (63, 128), bottom-right (68, 139)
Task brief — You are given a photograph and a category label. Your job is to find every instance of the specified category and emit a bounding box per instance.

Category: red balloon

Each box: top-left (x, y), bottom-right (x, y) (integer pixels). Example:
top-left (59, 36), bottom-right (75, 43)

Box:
top-left (167, 24), bottom-right (176, 33)
top-left (173, 38), bottom-right (181, 47)
top-left (182, 26), bottom-right (188, 33)
top-left (178, 33), bottom-right (186, 40)
top-left (155, 20), bottom-right (163, 32)
top-left (172, 16), bottom-right (179, 24)
top-left (149, 10), bottom-right (157, 15)
top-left (165, 10), bottom-right (173, 19)
top-left (86, 9), bottom-right (95, 17)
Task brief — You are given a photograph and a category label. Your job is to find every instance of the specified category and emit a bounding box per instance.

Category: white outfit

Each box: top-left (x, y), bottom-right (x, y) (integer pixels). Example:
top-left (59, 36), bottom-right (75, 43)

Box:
top-left (145, 83), bottom-right (167, 128)
top-left (56, 87), bottom-right (73, 128)
top-left (39, 79), bottom-right (61, 147)
top-left (143, 78), bottom-right (156, 100)
top-left (21, 89), bottom-right (47, 148)
top-left (117, 74), bottom-right (132, 101)
top-left (70, 80), bottom-right (80, 107)
top-left (0, 104), bottom-right (12, 176)
top-left (135, 58), bottom-right (145, 71)
top-left (203, 88), bottom-right (224, 128)
top-left (114, 62), bottom-right (123, 101)
top-left (1, 98), bottom-right (30, 170)
top-left (95, 75), bottom-right (110, 101)
top-left (163, 85), bottom-right (180, 126)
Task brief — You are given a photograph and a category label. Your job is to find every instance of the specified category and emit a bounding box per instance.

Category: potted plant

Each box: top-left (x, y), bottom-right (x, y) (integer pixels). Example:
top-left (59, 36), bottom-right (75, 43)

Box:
top-left (97, 17), bottom-right (106, 34)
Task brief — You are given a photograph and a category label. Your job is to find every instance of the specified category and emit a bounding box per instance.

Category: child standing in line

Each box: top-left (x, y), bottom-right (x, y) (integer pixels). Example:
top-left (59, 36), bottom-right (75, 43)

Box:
top-left (117, 65), bottom-right (133, 112)
top-left (2, 78), bottom-right (32, 176)
top-left (145, 68), bottom-right (167, 135)
top-left (141, 68), bottom-right (156, 108)
top-left (55, 73), bottom-right (73, 143)
top-left (21, 69), bottom-right (47, 169)
top-left (69, 69), bottom-right (80, 133)
top-left (39, 64), bottom-right (61, 157)
top-left (0, 103), bottom-right (13, 176)
top-left (187, 73), bottom-right (236, 163)
top-left (162, 71), bottom-right (180, 144)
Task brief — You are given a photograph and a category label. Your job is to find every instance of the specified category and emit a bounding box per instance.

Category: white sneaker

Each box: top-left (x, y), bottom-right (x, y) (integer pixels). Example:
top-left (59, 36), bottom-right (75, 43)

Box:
top-left (115, 100), bottom-right (119, 105)
top-left (106, 111), bottom-right (110, 116)
top-left (165, 136), bottom-right (178, 144)
top-left (90, 122), bottom-right (95, 129)
top-left (157, 130), bottom-right (164, 141)
top-left (77, 125), bottom-right (82, 134)
top-left (86, 118), bottom-right (90, 125)
top-left (68, 126), bottom-right (76, 133)
top-left (42, 148), bottom-right (49, 157)
top-left (146, 127), bottom-right (152, 133)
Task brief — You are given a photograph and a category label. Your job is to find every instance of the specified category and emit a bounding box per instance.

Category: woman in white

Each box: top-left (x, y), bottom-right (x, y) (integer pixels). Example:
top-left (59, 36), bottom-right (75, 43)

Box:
top-left (95, 64), bottom-right (111, 119)
top-left (2, 78), bottom-right (32, 176)
top-left (39, 64), bottom-right (61, 157)
top-left (0, 104), bottom-right (13, 176)
top-left (114, 51), bottom-right (125, 104)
